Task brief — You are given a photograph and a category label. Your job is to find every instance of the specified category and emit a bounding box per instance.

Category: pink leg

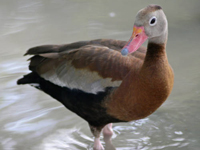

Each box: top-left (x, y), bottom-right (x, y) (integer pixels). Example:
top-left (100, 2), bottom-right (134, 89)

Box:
top-left (103, 123), bottom-right (113, 138)
top-left (94, 137), bottom-right (104, 150)
top-left (103, 124), bottom-right (115, 150)
top-left (89, 124), bottom-right (104, 150)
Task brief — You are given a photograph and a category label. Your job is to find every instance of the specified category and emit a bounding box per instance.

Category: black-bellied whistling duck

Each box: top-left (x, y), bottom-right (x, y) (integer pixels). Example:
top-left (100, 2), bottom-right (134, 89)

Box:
top-left (17, 5), bottom-right (174, 150)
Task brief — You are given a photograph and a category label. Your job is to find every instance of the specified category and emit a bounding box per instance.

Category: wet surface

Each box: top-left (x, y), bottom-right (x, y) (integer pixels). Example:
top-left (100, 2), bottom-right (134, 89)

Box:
top-left (0, 0), bottom-right (200, 150)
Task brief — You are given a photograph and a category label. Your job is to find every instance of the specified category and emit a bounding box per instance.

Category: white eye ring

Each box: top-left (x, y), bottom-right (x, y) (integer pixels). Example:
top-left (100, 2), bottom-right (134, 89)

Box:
top-left (149, 16), bottom-right (157, 26)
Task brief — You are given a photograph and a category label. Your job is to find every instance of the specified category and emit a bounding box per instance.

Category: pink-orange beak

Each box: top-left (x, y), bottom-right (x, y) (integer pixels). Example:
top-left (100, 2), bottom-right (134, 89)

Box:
top-left (121, 26), bottom-right (148, 56)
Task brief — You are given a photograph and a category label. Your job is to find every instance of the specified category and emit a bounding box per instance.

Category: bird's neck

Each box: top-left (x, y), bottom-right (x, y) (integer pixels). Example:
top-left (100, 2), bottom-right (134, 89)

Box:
top-left (144, 42), bottom-right (167, 64)
top-left (144, 30), bottom-right (168, 64)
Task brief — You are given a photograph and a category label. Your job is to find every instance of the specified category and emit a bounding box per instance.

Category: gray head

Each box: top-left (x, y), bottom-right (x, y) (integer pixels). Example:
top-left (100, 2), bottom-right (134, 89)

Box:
top-left (121, 5), bottom-right (168, 55)
top-left (135, 5), bottom-right (168, 43)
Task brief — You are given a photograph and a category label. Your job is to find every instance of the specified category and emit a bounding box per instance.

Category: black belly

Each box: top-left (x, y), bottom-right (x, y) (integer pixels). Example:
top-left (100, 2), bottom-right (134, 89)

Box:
top-left (17, 72), bottom-right (125, 127)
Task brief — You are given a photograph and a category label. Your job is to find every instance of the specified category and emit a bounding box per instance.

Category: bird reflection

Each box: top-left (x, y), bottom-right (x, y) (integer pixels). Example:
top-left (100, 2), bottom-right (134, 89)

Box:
top-left (104, 134), bottom-right (116, 150)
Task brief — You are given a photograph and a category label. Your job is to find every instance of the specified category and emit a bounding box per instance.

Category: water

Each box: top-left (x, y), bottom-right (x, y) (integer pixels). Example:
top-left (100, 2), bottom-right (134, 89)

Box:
top-left (0, 0), bottom-right (200, 150)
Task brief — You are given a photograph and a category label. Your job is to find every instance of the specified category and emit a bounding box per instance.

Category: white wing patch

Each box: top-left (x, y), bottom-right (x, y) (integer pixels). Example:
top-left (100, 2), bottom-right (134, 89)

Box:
top-left (40, 61), bottom-right (122, 94)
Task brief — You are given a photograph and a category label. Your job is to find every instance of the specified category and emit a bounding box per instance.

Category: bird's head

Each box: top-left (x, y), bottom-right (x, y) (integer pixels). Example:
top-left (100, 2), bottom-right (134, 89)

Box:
top-left (121, 5), bottom-right (168, 56)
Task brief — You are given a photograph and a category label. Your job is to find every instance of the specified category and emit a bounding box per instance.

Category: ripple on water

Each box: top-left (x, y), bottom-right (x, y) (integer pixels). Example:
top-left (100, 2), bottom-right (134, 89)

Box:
top-left (33, 128), bottom-right (90, 150)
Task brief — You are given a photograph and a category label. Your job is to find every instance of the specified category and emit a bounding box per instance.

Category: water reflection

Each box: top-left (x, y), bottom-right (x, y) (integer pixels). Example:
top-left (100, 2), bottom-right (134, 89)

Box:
top-left (0, 0), bottom-right (200, 150)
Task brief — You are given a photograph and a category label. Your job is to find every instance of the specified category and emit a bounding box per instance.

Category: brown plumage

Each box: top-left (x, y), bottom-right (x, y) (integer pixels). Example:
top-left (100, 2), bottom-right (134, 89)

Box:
top-left (28, 39), bottom-right (146, 81)
top-left (107, 43), bottom-right (174, 121)
top-left (17, 5), bottom-right (174, 150)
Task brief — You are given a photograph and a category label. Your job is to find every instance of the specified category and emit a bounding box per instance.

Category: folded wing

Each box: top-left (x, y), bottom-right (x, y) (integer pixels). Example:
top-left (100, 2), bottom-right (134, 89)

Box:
top-left (26, 39), bottom-right (146, 94)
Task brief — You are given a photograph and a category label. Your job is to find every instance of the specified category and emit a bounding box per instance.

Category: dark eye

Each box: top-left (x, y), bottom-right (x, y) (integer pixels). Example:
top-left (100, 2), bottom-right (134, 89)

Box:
top-left (150, 18), bottom-right (156, 24)
top-left (149, 16), bottom-right (157, 26)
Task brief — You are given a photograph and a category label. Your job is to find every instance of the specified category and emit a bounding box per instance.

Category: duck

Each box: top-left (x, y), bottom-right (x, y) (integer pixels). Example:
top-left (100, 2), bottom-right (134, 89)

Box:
top-left (17, 4), bottom-right (174, 150)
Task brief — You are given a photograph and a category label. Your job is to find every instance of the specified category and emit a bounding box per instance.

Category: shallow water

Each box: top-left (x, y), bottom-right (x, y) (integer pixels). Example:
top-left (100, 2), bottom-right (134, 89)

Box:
top-left (0, 0), bottom-right (200, 150)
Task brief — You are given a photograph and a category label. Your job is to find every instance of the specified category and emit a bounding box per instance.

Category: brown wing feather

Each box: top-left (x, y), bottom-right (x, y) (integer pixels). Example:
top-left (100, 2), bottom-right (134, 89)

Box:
top-left (26, 39), bottom-right (146, 93)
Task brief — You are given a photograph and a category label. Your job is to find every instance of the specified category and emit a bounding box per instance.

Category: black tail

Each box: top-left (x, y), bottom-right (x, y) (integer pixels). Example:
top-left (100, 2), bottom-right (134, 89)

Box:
top-left (17, 72), bottom-right (63, 100)
top-left (17, 72), bottom-right (40, 85)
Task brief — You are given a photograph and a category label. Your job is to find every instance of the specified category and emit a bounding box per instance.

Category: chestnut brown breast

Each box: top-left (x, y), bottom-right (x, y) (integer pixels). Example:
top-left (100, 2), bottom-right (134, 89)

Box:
top-left (106, 43), bottom-right (174, 121)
